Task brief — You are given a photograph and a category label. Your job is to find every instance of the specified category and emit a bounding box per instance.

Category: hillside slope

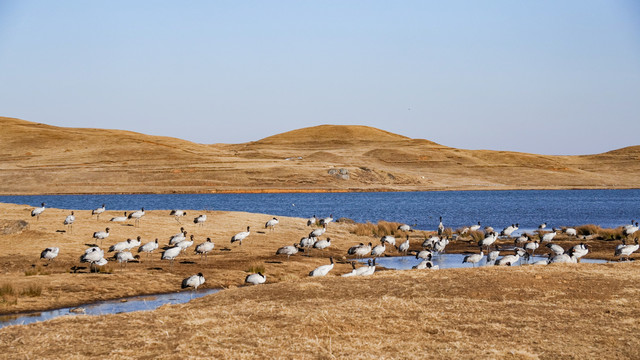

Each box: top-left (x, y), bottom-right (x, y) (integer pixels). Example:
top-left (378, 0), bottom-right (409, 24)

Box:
top-left (0, 116), bottom-right (638, 194)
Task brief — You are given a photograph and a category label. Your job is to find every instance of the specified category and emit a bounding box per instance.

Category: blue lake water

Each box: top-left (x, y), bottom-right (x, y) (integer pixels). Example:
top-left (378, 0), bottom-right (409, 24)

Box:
top-left (0, 189), bottom-right (638, 231)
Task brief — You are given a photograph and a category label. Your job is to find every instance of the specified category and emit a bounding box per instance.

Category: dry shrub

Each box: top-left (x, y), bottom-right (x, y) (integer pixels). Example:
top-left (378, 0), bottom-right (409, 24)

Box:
top-left (0, 283), bottom-right (15, 296)
top-left (598, 228), bottom-right (623, 241)
top-left (24, 266), bottom-right (50, 276)
top-left (247, 263), bottom-right (265, 274)
top-left (441, 227), bottom-right (453, 238)
top-left (351, 221), bottom-right (405, 237)
top-left (468, 230), bottom-right (485, 243)
top-left (576, 224), bottom-right (600, 236)
top-left (21, 284), bottom-right (42, 297)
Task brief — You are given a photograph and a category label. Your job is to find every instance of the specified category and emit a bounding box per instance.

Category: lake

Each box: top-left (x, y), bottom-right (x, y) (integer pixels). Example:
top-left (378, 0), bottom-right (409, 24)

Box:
top-left (1, 189), bottom-right (638, 232)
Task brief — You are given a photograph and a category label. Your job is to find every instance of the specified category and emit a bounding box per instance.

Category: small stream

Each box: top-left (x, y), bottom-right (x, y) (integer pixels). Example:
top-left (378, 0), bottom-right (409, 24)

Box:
top-left (357, 253), bottom-right (608, 270)
top-left (0, 288), bottom-right (219, 329)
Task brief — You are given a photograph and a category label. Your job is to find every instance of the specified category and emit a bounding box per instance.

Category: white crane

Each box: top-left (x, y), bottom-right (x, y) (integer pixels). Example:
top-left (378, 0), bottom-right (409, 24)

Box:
top-left (92, 204), bottom-right (106, 220)
top-left (182, 273), bottom-right (206, 291)
top-left (40, 247), bottom-right (59, 262)
top-left (31, 202), bottom-right (46, 220)
top-left (138, 239), bottom-right (159, 259)
top-left (63, 211), bottom-right (75, 233)
top-left (161, 246), bottom-right (182, 268)
top-left (245, 272), bottom-right (266, 285)
top-left (231, 226), bottom-right (250, 246)
top-left (463, 250), bottom-right (483, 267)
top-left (128, 208), bottom-right (145, 227)
top-left (195, 238), bottom-right (215, 260)
top-left (92, 227), bottom-right (110, 245)
top-left (110, 212), bottom-right (128, 222)
top-left (276, 244), bottom-right (299, 259)
top-left (170, 210), bottom-right (187, 223)
top-left (309, 257), bottom-right (334, 277)
top-left (265, 217), bottom-right (279, 231)
top-left (193, 214), bottom-right (207, 227)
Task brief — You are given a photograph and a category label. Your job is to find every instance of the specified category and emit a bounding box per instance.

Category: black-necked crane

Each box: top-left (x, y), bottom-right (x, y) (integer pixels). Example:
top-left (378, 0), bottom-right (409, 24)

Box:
top-left (307, 215), bottom-right (317, 227)
top-left (433, 237), bottom-right (449, 255)
top-left (245, 272), bottom-right (266, 285)
top-left (92, 204), bottom-right (106, 220)
top-left (193, 214), bottom-right (206, 227)
top-left (397, 224), bottom-right (411, 232)
top-left (170, 210), bottom-right (187, 223)
top-left (92, 227), bottom-right (110, 246)
top-left (463, 250), bottom-right (483, 267)
top-left (624, 223), bottom-right (639, 237)
top-left (309, 224), bottom-right (326, 238)
top-left (615, 238), bottom-right (639, 261)
top-left (546, 243), bottom-right (565, 256)
top-left (80, 246), bottom-right (106, 272)
top-left (437, 216), bottom-right (444, 236)
top-left (299, 237), bottom-right (316, 252)
top-left (422, 235), bottom-right (439, 249)
top-left (265, 217), bottom-right (279, 231)
top-left (126, 236), bottom-right (142, 250)
top-left (541, 231), bottom-right (558, 242)
top-left (182, 273), bottom-right (206, 291)
top-left (177, 234), bottom-right (195, 252)
top-left (109, 239), bottom-right (132, 253)
top-left (195, 238), bottom-right (215, 260)
top-left (371, 241), bottom-right (386, 258)
top-left (486, 245), bottom-right (500, 264)
top-left (567, 243), bottom-right (590, 262)
top-left (231, 226), bottom-right (250, 246)
top-left (115, 251), bottom-right (137, 270)
top-left (170, 229), bottom-right (187, 245)
top-left (549, 253), bottom-right (577, 264)
top-left (40, 247), bottom-right (59, 262)
top-left (64, 211), bottom-right (75, 233)
top-left (538, 222), bottom-right (547, 230)
top-left (514, 233), bottom-right (529, 247)
top-left (524, 240), bottom-right (540, 258)
top-left (276, 244), bottom-right (299, 259)
top-left (398, 235), bottom-right (410, 255)
top-left (138, 238), bottom-right (159, 260)
top-left (319, 214), bottom-right (333, 226)
top-left (309, 257), bottom-right (334, 277)
top-left (470, 221), bottom-right (481, 232)
top-left (416, 249), bottom-right (432, 261)
top-left (565, 228), bottom-right (578, 237)
top-left (413, 259), bottom-right (438, 270)
top-left (478, 232), bottom-right (497, 252)
top-left (161, 246), bottom-right (181, 269)
top-left (351, 242), bottom-right (372, 258)
top-left (361, 258), bottom-right (377, 275)
top-left (495, 248), bottom-right (523, 266)
top-left (128, 208), bottom-right (145, 227)
top-left (501, 223), bottom-right (519, 237)
top-left (110, 212), bottom-right (128, 222)
top-left (381, 235), bottom-right (396, 247)
top-left (313, 238), bottom-right (331, 252)
top-left (31, 202), bottom-right (45, 220)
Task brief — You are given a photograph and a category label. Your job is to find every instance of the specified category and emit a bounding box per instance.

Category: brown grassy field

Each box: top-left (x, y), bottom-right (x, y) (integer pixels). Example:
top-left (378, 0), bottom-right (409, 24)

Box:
top-left (1, 116), bottom-right (639, 195)
top-left (1, 203), bottom-right (640, 358)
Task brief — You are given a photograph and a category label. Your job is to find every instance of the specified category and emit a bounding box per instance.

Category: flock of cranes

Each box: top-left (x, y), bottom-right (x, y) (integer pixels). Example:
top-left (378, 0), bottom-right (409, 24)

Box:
top-left (30, 203), bottom-right (639, 293)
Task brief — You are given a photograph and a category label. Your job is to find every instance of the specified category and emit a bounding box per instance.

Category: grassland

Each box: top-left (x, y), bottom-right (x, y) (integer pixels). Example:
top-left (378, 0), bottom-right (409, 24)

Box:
top-left (0, 203), bottom-right (639, 358)
top-left (1, 116), bottom-right (639, 195)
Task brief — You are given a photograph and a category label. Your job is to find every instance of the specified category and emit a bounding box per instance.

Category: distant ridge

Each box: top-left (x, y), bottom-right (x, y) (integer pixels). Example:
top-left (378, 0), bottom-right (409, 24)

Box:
top-left (0, 116), bottom-right (638, 195)
top-left (254, 125), bottom-right (413, 144)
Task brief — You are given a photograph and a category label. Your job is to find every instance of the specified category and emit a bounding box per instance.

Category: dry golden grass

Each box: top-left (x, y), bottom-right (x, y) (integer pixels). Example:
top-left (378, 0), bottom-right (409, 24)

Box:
top-left (0, 203), bottom-right (639, 358)
top-left (1, 116), bottom-right (639, 195)
top-left (351, 221), bottom-right (407, 237)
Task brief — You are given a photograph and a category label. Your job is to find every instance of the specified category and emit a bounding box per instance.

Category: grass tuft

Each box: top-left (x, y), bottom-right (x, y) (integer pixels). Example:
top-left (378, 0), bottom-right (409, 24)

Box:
top-left (0, 283), bottom-right (15, 296)
top-left (21, 284), bottom-right (42, 297)
top-left (247, 263), bottom-right (265, 274)
top-left (351, 221), bottom-right (406, 237)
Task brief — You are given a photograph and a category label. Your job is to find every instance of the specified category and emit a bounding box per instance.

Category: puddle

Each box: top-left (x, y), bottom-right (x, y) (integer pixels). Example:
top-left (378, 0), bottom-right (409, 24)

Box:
top-left (357, 253), bottom-right (607, 271)
top-left (0, 288), bottom-right (219, 329)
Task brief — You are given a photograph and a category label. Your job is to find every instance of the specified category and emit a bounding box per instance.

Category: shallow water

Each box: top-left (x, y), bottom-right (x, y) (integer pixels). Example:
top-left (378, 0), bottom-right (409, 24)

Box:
top-left (0, 288), bottom-right (219, 329)
top-left (357, 253), bottom-right (608, 270)
top-left (1, 189), bottom-right (639, 230)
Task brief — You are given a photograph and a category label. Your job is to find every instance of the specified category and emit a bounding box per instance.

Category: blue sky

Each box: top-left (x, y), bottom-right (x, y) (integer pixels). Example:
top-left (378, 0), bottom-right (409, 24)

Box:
top-left (0, 1), bottom-right (638, 155)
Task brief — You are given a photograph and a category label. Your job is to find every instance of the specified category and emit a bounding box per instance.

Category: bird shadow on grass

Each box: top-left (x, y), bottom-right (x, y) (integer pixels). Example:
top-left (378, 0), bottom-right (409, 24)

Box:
top-left (219, 248), bottom-right (232, 252)
top-left (256, 231), bottom-right (267, 234)
top-left (265, 261), bottom-right (282, 264)
top-left (148, 267), bottom-right (163, 271)
top-left (56, 229), bottom-right (66, 233)
top-left (179, 260), bottom-right (196, 264)
top-left (84, 243), bottom-right (99, 247)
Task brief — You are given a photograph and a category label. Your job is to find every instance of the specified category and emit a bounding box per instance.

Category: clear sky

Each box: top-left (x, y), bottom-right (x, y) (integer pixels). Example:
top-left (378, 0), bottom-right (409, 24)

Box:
top-left (1, 1), bottom-right (638, 155)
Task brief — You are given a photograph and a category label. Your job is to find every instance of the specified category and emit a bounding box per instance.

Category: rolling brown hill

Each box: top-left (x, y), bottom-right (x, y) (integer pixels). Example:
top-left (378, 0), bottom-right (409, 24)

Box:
top-left (0, 116), bottom-right (638, 195)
